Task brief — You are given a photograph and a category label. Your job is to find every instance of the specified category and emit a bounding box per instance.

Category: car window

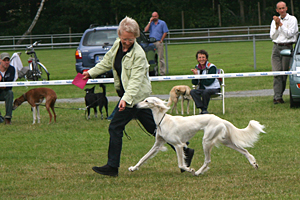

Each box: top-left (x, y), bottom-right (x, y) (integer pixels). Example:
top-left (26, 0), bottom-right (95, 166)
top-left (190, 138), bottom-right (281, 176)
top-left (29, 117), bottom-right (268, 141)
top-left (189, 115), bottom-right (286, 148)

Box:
top-left (137, 31), bottom-right (148, 44)
top-left (83, 29), bottom-right (118, 46)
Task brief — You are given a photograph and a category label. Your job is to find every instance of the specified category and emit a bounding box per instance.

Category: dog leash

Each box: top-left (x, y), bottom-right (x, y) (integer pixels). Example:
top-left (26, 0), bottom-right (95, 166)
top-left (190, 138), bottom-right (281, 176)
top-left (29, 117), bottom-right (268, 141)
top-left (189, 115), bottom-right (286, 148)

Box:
top-left (39, 104), bottom-right (87, 110)
top-left (156, 113), bottom-right (166, 135)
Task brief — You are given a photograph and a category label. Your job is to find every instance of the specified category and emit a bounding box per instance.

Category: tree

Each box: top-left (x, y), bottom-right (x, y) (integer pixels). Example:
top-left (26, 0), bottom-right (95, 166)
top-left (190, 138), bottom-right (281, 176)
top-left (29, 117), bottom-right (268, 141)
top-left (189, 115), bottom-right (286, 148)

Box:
top-left (238, 0), bottom-right (245, 23)
top-left (16, 0), bottom-right (45, 45)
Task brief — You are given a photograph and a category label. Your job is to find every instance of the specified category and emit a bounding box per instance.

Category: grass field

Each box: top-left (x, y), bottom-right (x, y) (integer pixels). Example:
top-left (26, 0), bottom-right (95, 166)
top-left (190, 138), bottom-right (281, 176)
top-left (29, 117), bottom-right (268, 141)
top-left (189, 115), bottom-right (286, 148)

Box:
top-left (1, 41), bottom-right (300, 199)
top-left (4, 40), bottom-right (274, 99)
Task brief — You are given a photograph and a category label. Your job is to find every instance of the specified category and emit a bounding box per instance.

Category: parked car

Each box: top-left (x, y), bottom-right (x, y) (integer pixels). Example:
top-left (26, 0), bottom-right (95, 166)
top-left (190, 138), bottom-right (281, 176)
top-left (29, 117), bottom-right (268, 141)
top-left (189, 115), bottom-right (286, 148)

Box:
top-left (280, 34), bottom-right (300, 107)
top-left (75, 25), bottom-right (158, 78)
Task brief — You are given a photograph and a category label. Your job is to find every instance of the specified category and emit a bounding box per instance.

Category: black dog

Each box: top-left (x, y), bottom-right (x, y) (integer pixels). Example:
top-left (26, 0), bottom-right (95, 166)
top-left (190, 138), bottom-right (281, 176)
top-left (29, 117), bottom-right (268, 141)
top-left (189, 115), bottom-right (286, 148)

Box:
top-left (84, 84), bottom-right (108, 120)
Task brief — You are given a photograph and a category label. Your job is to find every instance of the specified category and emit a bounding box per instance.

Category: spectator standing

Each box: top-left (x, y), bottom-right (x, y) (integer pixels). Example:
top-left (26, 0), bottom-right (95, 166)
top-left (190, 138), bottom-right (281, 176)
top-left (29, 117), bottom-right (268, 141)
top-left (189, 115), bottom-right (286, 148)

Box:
top-left (0, 53), bottom-right (16, 125)
top-left (144, 12), bottom-right (169, 76)
top-left (270, 1), bottom-right (298, 104)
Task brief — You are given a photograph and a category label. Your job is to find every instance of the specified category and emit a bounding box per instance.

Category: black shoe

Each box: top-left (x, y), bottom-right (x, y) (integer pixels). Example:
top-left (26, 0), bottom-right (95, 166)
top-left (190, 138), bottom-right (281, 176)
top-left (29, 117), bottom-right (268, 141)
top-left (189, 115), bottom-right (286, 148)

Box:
top-left (4, 118), bottom-right (11, 125)
top-left (201, 110), bottom-right (209, 114)
top-left (92, 164), bottom-right (118, 177)
top-left (277, 98), bottom-right (284, 104)
top-left (180, 148), bottom-right (195, 173)
top-left (273, 98), bottom-right (284, 104)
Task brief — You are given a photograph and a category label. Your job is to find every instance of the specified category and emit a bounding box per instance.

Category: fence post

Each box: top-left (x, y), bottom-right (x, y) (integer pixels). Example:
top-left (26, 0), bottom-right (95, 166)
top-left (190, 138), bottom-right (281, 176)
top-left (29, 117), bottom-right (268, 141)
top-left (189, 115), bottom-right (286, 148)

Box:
top-left (208, 29), bottom-right (210, 43)
top-left (51, 35), bottom-right (54, 50)
top-left (165, 40), bottom-right (169, 74)
top-left (253, 35), bottom-right (256, 70)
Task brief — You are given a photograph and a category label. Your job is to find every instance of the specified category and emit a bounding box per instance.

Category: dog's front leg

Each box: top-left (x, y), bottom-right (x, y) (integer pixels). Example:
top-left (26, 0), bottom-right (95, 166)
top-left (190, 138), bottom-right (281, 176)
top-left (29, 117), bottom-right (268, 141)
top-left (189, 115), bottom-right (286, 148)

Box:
top-left (36, 105), bottom-right (41, 123)
top-left (186, 99), bottom-right (190, 114)
top-left (128, 136), bottom-right (165, 172)
top-left (181, 97), bottom-right (184, 115)
top-left (174, 145), bottom-right (195, 175)
top-left (32, 107), bottom-right (37, 124)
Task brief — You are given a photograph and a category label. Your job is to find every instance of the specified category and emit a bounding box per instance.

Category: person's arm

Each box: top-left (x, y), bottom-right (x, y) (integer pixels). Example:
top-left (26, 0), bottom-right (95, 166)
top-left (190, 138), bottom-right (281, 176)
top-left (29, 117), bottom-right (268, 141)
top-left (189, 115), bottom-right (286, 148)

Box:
top-left (0, 73), bottom-right (4, 89)
top-left (270, 18), bottom-right (279, 40)
top-left (191, 67), bottom-right (200, 85)
top-left (160, 32), bottom-right (167, 43)
top-left (144, 17), bottom-right (153, 32)
top-left (121, 54), bottom-right (148, 106)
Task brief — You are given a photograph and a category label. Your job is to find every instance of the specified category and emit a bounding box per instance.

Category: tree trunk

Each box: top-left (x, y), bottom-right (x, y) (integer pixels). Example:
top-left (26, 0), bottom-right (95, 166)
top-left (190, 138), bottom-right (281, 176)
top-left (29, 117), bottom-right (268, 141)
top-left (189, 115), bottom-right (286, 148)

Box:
top-left (16, 0), bottom-right (46, 45)
top-left (238, 0), bottom-right (245, 24)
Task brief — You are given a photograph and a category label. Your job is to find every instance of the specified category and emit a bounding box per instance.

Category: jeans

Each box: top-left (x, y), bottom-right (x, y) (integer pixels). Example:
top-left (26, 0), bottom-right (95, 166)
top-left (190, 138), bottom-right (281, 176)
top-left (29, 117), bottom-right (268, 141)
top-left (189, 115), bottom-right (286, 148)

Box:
top-left (0, 90), bottom-right (14, 118)
top-left (107, 106), bottom-right (156, 168)
top-left (190, 88), bottom-right (220, 111)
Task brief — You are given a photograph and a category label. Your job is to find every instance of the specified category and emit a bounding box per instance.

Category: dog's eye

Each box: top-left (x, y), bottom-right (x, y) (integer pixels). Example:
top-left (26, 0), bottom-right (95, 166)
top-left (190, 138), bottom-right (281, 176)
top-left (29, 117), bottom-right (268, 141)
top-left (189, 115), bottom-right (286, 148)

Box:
top-left (145, 100), bottom-right (148, 102)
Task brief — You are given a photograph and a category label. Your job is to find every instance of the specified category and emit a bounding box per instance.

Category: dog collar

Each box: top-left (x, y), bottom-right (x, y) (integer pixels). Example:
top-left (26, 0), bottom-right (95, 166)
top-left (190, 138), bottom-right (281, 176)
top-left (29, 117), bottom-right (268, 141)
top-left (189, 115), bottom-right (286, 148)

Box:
top-left (22, 94), bottom-right (27, 101)
top-left (158, 113), bottom-right (166, 126)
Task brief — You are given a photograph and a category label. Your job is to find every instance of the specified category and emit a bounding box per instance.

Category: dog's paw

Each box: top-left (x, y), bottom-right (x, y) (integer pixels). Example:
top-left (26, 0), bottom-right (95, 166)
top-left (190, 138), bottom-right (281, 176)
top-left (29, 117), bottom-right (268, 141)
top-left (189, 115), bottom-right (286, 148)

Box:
top-left (253, 162), bottom-right (259, 169)
top-left (189, 168), bottom-right (195, 176)
top-left (128, 166), bottom-right (139, 172)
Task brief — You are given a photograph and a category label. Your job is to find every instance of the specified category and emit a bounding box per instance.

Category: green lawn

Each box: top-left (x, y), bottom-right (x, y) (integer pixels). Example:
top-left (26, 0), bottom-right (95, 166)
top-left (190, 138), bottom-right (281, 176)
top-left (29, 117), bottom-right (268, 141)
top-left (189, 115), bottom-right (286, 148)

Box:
top-left (4, 40), bottom-right (274, 99)
top-left (1, 96), bottom-right (300, 199)
top-left (1, 41), bottom-right (299, 199)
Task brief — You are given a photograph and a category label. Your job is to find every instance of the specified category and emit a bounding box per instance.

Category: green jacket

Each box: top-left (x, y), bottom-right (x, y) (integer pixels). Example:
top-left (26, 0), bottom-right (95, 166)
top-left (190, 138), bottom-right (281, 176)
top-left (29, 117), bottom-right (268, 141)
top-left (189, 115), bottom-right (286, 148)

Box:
top-left (88, 38), bottom-right (152, 107)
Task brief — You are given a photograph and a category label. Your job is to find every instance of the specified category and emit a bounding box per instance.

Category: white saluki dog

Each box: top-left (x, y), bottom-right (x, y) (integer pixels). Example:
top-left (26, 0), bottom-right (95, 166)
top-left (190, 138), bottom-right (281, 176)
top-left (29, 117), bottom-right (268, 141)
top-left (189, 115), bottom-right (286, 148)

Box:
top-left (128, 97), bottom-right (265, 176)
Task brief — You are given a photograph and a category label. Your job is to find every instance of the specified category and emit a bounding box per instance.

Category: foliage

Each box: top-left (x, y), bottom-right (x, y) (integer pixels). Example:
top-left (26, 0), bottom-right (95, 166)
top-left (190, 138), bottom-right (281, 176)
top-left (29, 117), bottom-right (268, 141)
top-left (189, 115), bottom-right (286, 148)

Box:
top-left (0, 0), bottom-right (298, 35)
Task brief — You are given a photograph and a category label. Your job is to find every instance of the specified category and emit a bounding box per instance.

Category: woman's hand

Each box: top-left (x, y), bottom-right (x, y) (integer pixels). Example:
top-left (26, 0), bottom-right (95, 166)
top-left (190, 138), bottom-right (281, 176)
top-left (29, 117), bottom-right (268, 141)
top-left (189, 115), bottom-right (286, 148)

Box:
top-left (82, 71), bottom-right (90, 80)
top-left (191, 68), bottom-right (198, 75)
top-left (118, 100), bottom-right (126, 111)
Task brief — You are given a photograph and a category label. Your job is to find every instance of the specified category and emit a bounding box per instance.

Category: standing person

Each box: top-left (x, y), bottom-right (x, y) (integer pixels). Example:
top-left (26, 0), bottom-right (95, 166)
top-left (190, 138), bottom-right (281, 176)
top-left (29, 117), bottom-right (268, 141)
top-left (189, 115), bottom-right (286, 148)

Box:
top-left (82, 16), bottom-right (194, 177)
top-left (144, 11), bottom-right (169, 76)
top-left (0, 53), bottom-right (16, 125)
top-left (190, 50), bottom-right (220, 114)
top-left (270, 1), bottom-right (298, 104)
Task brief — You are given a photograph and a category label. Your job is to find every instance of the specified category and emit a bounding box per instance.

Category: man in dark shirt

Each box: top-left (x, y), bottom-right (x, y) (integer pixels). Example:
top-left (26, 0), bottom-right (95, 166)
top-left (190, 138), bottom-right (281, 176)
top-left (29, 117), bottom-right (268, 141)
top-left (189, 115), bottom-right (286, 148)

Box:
top-left (0, 52), bottom-right (16, 125)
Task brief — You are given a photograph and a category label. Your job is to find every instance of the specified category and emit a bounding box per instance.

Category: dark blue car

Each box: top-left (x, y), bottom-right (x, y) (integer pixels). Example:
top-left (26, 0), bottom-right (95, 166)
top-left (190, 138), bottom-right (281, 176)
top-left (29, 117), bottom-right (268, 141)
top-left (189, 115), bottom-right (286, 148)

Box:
top-left (75, 25), bottom-right (158, 78)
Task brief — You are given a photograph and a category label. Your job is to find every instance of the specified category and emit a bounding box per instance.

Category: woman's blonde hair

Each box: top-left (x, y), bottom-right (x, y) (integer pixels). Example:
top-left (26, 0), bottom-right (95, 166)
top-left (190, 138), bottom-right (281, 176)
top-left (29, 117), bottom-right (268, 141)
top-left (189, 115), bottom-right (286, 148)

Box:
top-left (118, 16), bottom-right (140, 38)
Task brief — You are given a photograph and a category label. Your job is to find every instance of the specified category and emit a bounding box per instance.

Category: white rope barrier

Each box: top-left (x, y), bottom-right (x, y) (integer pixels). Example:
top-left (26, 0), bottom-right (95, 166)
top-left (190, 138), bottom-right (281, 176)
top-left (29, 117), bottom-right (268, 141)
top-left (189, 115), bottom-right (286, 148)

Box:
top-left (1, 70), bottom-right (300, 87)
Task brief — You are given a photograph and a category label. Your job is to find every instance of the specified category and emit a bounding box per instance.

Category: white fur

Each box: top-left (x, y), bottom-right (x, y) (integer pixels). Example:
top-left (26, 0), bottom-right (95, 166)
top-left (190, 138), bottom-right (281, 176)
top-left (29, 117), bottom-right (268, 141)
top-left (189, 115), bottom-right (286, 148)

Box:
top-left (128, 97), bottom-right (266, 176)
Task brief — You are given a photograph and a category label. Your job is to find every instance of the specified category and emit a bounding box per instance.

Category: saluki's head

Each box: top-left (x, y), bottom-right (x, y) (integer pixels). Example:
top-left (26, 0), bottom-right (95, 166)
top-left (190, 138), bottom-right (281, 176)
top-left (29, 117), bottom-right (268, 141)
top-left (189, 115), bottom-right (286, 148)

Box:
top-left (13, 94), bottom-right (26, 110)
top-left (137, 97), bottom-right (170, 113)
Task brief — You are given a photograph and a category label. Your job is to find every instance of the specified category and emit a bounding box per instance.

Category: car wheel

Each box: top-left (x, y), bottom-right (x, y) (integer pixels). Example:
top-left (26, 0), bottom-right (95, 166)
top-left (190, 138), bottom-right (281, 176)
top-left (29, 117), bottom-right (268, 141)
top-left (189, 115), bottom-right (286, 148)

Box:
top-left (290, 90), bottom-right (300, 108)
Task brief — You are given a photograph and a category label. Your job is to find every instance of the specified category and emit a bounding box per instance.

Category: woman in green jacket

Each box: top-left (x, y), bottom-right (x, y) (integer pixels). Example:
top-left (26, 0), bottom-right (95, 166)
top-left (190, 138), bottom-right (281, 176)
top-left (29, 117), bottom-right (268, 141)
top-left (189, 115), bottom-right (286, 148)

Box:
top-left (83, 16), bottom-right (194, 177)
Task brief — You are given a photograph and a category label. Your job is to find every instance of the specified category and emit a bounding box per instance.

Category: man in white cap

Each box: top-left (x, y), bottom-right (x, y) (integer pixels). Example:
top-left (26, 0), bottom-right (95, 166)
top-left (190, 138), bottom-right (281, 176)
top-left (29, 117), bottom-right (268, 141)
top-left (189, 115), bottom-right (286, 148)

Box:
top-left (0, 52), bottom-right (16, 125)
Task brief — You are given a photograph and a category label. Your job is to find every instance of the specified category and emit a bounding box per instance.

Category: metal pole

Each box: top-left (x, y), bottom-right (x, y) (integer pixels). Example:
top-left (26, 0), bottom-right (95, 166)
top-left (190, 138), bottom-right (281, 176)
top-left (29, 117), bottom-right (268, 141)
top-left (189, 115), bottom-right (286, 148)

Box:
top-left (218, 4), bottom-right (221, 27)
top-left (181, 11), bottom-right (185, 35)
top-left (258, 2), bottom-right (261, 26)
top-left (253, 35), bottom-right (256, 70)
top-left (165, 40), bottom-right (169, 74)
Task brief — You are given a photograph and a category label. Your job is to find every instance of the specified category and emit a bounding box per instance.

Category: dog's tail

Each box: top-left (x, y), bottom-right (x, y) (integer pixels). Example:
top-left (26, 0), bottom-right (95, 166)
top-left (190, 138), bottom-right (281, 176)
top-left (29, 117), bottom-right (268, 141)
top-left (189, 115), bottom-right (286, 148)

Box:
top-left (225, 120), bottom-right (266, 148)
top-left (100, 83), bottom-right (106, 96)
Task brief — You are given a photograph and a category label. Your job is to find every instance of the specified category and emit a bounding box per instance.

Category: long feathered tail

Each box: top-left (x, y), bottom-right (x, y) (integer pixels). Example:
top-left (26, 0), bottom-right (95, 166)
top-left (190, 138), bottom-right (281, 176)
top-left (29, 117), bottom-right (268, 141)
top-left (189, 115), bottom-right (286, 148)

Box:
top-left (225, 120), bottom-right (266, 148)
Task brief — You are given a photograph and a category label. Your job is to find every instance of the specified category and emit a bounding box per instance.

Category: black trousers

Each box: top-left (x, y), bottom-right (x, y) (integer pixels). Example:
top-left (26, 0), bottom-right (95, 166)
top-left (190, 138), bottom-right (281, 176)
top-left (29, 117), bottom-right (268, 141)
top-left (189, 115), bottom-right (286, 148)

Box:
top-left (190, 88), bottom-right (220, 111)
top-left (107, 106), bottom-right (156, 168)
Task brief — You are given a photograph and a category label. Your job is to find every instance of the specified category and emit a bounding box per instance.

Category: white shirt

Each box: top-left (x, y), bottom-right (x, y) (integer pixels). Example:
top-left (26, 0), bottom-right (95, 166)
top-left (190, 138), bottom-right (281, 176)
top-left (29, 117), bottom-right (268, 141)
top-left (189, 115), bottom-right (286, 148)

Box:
top-left (270, 13), bottom-right (298, 43)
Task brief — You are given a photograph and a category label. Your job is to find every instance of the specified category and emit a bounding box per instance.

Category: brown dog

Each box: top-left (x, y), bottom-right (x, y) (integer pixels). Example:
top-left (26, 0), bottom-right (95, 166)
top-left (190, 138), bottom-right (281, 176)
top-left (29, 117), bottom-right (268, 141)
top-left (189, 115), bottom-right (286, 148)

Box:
top-left (167, 85), bottom-right (192, 115)
top-left (13, 88), bottom-right (57, 124)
